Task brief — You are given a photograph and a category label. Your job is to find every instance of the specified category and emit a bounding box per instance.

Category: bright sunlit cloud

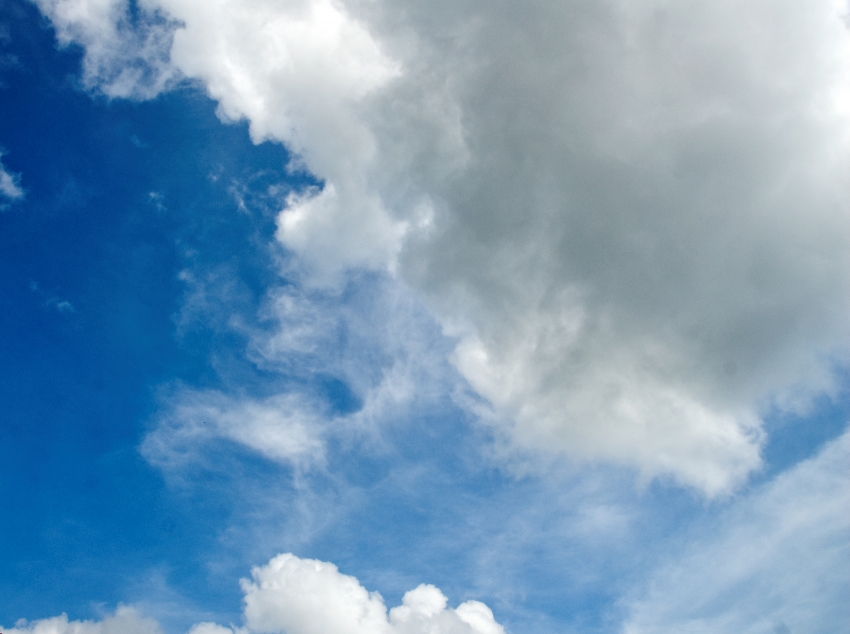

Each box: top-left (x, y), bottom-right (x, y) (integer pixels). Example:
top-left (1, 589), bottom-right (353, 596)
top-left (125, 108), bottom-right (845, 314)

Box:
top-left (237, 553), bottom-right (505, 634)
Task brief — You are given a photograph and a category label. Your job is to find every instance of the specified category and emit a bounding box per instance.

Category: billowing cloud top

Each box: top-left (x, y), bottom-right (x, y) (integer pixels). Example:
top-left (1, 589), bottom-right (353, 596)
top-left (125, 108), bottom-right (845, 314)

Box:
top-left (237, 553), bottom-right (504, 634)
top-left (35, 0), bottom-right (850, 494)
top-left (5, 555), bottom-right (505, 634)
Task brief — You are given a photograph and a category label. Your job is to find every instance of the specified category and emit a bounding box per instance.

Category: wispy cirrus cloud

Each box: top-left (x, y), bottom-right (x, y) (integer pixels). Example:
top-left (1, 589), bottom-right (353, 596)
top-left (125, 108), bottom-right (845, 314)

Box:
top-left (142, 390), bottom-right (326, 472)
top-left (622, 428), bottom-right (850, 634)
top-left (0, 151), bottom-right (23, 201)
top-left (144, 265), bottom-right (457, 490)
top-left (33, 0), bottom-right (177, 98)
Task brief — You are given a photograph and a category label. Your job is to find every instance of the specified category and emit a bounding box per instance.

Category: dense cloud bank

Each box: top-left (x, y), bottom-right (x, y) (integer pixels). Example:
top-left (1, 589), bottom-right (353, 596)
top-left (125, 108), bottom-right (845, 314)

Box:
top-left (34, 0), bottom-right (850, 493)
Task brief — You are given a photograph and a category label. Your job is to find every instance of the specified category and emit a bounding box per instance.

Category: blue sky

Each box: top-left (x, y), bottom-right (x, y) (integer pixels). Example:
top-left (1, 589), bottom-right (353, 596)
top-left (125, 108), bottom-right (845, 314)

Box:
top-left (1, 1), bottom-right (849, 633)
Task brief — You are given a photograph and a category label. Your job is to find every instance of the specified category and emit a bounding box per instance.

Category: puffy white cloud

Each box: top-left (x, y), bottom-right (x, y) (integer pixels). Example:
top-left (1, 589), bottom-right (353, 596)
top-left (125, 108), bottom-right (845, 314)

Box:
top-left (157, 0), bottom-right (404, 278)
top-left (1, 559), bottom-right (504, 634)
top-left (238, 553), bottom-right (504, 634)
top-left (0, 153), bottom-right (23, 200)
top-left (36, 0), bottom-right (850, 492)
top-left (3, 606), bottom-right (162, 634)
top-left (621, 429), bottom-right (850, 634)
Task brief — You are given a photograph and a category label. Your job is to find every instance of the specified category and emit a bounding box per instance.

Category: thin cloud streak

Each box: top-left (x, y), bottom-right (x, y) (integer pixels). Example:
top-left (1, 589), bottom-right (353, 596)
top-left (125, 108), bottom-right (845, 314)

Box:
top-left (622, 428), bottom-right (850, 634)
top-left (0, 152), bottom-right (23, 200)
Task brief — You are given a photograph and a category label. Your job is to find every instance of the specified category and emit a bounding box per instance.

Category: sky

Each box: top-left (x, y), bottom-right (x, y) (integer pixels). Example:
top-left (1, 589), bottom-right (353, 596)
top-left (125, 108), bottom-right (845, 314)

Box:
top-left (1, 0), bottom-right (849, 633)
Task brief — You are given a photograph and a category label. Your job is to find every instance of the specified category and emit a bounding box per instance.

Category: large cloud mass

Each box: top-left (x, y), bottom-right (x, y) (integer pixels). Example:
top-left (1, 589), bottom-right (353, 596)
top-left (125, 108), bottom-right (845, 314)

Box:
top-left (34, 0), bottom-right (850, 493)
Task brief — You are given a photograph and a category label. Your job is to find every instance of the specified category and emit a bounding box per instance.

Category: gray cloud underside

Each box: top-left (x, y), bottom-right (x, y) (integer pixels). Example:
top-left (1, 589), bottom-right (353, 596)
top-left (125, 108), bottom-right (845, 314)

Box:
top-left (34, 0), bottom-right (850, 495)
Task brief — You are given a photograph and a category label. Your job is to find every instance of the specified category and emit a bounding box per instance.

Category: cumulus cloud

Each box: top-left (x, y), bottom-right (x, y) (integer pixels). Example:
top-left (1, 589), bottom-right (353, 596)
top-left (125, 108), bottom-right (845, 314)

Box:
top-left (622, 428), bottom-right (850, 634)
top-left (236, 553), bottom-right (504, 634)
top-left (36, 0), bottom-right (850, 492)
top-left (2, 557), bottom-right (504, 634)
top-left (3, 606), bottom-right (162, 634)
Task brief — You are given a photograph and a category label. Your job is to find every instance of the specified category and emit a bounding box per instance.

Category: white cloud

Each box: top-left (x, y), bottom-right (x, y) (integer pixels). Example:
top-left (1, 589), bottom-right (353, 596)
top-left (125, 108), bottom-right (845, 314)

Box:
top-left (247, 274), bottom-right (453, 425)
top-left (142, 390), bottom-right (326, 471)
top-left (36, 0), bottom-right (850, 492)
top-left (33, 0), bottom-right (176, 98)
top-left (156, 0), bottom-right (404, 278)
top-left (29, 281), bottom-right (77, 314)
top-left (187, 624), bottom-right (240, 634)
top-left (237, 553), bottom-right (504, 634)
top-left (621, 428), bottom-right (850, 634)
top-left (146, 272), bottom-right (454, 477)
top-left (0, 153), bottom-right (23, 200)
top-left (1, 558), bottom-right (505, 634)
top-left (3, 606), bottom-right (162, 634)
